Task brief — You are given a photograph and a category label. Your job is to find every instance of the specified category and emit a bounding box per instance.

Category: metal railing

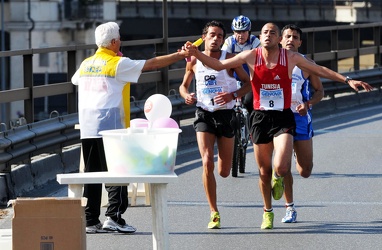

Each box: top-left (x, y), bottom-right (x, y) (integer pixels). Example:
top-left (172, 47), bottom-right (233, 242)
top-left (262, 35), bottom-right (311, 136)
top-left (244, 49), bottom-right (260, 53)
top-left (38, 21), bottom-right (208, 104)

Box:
top-left (117, 0), bottom-right (382, 21)
top-left (0, 22), bottom-right (381, 173)
top-left (0, 113), bottom-right (79, 172)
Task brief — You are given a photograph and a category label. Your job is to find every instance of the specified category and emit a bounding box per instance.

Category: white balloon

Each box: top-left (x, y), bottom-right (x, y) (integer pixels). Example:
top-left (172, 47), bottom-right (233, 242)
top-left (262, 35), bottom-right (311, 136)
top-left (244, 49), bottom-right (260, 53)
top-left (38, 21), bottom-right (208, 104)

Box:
top-left (144, 94), bottom-right (172, 122)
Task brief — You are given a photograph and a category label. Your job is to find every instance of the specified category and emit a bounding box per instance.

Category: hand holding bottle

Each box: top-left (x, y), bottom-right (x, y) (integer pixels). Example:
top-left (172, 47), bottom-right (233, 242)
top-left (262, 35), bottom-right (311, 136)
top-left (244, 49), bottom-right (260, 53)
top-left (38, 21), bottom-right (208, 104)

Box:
top-left (186, 38), bottom-right (203, 62)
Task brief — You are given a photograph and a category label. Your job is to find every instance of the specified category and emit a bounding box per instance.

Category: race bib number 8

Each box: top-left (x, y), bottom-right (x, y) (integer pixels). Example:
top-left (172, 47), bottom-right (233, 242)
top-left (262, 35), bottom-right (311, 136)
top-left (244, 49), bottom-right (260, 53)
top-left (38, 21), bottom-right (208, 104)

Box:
top-left (259, 88), bottom-right (284, 110)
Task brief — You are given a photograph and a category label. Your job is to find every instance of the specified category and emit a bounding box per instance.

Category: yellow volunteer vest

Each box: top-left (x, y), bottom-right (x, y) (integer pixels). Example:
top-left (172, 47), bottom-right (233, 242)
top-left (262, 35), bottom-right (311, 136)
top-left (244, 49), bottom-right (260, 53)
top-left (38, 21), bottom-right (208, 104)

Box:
top-left (122, 83), bottom-right (130, 128)
top-left (80, 48), bottom-right (131, 128)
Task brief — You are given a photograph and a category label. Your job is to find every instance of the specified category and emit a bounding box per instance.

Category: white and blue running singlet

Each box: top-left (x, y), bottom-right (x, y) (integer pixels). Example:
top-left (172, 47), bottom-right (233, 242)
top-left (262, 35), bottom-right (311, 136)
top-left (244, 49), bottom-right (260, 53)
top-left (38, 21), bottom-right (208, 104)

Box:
top-left (291, 61), bottom-right (314, 140)
top-left (195, 50), bottom-right (237, 112)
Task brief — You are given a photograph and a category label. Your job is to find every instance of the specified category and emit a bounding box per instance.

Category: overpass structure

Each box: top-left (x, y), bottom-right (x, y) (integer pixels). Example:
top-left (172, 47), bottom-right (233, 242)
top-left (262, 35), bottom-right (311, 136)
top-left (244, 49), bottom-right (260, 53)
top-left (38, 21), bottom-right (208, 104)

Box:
top-left (0, 3), bottom-right (381, 205)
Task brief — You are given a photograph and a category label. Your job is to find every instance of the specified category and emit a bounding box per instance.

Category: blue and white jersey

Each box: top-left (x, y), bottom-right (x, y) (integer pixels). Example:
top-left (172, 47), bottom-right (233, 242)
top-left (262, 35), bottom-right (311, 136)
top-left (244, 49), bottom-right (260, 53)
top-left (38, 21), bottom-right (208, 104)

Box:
top-left (291, 60), bottom-right (314, 140)
top-left (195, 50), bottom-right (237, 112)
top-left (291, 64), bottom-right (311, 113)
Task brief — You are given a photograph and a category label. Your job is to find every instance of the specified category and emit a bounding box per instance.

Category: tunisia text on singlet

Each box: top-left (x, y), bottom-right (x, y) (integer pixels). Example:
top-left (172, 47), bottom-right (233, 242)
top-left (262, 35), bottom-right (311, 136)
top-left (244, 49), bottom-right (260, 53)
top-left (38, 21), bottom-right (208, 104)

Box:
top-left (251, 47), bottom-right (292, 110)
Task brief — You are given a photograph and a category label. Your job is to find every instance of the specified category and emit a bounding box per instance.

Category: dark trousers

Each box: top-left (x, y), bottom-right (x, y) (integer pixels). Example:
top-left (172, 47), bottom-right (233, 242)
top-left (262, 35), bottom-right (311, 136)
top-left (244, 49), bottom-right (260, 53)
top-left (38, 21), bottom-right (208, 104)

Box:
top-left (81, 138), bottom-right (128, 226)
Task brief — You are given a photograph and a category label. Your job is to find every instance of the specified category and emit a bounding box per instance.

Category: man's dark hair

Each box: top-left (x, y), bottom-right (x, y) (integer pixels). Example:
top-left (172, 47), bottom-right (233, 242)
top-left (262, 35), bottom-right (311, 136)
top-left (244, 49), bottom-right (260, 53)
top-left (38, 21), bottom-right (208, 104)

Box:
top-left (202, 21), bottom-right (226, 39)
top-left (281, 24), bottom-right (303, 40)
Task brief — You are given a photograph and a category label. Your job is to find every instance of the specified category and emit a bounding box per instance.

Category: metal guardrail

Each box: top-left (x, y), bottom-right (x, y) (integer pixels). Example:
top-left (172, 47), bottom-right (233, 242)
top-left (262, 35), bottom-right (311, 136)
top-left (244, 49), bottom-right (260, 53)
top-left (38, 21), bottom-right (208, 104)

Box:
top-left (321, 67), bottom-right (382, 90)
top-left (0, 113), bottom-right (79, 172)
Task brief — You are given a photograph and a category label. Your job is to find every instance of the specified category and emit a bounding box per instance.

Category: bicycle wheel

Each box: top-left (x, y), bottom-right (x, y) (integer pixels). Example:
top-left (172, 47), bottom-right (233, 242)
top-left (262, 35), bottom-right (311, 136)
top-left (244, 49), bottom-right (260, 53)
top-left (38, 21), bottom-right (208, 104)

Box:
top-left (239, 147), bottom-right (246, 173)
top-left (231, 135), bottom-right (239, 177)
top-left (239, 116), bottom-right (250, 173)
top-left (231, 112), bottom-right (241, 177)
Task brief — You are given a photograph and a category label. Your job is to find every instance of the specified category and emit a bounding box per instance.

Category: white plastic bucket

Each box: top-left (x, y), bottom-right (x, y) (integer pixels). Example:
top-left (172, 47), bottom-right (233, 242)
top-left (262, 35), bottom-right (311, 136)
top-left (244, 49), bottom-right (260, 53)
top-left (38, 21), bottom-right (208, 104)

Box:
top-left (100, 128), bottom-right (181, 175)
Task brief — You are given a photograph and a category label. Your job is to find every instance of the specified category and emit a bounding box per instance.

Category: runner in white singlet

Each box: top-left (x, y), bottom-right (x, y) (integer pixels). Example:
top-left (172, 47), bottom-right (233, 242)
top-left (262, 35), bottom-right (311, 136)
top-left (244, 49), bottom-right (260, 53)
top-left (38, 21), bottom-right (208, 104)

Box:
top-left (179, 21), bottom-right (251, 229)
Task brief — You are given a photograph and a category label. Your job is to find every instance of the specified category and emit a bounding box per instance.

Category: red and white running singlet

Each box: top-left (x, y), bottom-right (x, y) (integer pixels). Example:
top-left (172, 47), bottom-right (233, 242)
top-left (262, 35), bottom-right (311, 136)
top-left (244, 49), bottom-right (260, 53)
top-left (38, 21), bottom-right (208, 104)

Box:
top-left (251, 47), bottom-right (292, 110)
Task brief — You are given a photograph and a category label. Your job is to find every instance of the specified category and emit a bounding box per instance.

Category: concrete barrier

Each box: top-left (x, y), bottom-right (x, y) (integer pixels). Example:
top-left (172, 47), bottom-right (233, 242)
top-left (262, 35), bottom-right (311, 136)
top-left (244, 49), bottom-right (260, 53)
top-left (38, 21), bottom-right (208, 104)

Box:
top-left (0, 146), bottom-right (80, 206)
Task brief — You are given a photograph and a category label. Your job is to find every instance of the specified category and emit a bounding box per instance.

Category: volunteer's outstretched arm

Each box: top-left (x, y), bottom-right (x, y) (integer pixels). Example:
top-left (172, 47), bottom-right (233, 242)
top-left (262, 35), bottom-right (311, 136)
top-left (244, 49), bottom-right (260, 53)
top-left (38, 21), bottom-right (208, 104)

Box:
top-left (185, 42), bottom-right (251, 71)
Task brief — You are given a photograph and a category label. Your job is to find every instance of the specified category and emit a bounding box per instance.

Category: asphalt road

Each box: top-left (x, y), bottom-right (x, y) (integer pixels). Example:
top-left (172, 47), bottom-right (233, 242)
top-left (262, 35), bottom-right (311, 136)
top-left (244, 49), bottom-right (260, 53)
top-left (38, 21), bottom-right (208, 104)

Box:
top-left (1, 103), bottom-right (382, 250)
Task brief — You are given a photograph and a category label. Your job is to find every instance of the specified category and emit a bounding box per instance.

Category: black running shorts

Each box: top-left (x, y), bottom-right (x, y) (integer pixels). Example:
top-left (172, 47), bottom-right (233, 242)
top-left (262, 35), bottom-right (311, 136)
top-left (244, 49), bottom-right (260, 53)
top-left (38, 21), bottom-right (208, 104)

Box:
top-left (249, 109), bottom-right (296, 144)
top-left (193, 107), bottom-right (236, 138)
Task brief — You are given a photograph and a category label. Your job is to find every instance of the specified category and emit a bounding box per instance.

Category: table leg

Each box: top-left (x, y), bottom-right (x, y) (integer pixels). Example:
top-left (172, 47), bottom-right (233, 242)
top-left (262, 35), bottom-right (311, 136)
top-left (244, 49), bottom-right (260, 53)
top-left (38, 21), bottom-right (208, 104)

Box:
top-left (68, 184), bottom-right (83, 198)
top-left (149, 183), bottom-right (169, 250)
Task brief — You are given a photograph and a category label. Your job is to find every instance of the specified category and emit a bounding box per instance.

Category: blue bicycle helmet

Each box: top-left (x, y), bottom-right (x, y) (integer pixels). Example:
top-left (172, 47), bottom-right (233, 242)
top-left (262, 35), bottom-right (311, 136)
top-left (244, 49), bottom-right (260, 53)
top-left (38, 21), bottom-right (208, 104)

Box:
top-left (231, 15), bottom-right (251, 31)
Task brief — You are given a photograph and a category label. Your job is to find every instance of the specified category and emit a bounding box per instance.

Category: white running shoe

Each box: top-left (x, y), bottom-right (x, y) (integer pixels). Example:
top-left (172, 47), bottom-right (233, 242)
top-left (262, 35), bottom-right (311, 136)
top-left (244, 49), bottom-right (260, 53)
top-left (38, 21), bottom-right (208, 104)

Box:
top-left (281, 206), bottom-right (297, 223)
top-left (86, 223), bottom-right (109, 234)
top-left (102, 217), bottom-right (136, 233)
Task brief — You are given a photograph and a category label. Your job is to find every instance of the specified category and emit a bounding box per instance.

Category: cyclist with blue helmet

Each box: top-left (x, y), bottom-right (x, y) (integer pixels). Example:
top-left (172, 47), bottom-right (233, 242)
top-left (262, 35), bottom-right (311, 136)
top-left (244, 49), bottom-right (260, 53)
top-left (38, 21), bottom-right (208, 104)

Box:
top-left (223, 15), bottom-right (260, 56)
top-left (222, 15), bottom-right (260, 113)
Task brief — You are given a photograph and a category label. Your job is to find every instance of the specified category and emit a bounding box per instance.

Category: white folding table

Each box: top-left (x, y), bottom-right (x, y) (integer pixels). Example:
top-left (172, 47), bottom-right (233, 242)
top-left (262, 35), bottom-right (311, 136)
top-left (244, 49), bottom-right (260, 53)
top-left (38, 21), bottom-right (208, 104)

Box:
top-left (56, 172), bottom-right (178, 250)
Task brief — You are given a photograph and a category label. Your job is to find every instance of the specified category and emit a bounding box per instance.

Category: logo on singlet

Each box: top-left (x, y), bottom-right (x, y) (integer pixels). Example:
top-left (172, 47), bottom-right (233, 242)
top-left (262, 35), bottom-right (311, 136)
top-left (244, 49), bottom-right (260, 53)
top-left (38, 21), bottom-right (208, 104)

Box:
top-left (204, 75), bottom-right (217, 86)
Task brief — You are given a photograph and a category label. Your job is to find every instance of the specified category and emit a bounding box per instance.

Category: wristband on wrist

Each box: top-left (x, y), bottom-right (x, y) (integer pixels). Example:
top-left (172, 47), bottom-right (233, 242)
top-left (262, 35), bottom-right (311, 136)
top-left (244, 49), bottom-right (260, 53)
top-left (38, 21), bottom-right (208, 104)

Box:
top-left (345, 76), bottom-right (352, 84)
top-left (306, 101), bottom-right (312, 109)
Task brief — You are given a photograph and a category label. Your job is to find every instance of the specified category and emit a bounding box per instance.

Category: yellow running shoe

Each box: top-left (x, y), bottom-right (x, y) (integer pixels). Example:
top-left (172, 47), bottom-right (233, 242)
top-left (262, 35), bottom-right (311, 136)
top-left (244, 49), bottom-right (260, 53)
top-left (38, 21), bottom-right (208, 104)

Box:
top-left (272, 170), bottom-right (284, 200)
top-left (261, 211), bottom-right (274, 229)
top-left (208, 212), bottom-right (221, 229)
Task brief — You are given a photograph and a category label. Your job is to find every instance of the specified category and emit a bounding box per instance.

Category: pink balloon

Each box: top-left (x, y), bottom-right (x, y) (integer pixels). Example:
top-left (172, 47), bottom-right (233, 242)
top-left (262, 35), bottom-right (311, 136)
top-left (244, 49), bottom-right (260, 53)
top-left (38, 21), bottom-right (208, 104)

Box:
top-left (151, 117), bottom-right (179, 129)
top-left (130, 118), bottom-right (149, 128)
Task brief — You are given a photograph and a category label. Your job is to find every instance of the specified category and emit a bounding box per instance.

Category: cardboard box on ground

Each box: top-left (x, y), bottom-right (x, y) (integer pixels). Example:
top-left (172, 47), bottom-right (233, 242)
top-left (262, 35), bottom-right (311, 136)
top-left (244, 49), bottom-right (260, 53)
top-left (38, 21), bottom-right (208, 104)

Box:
top-left (11, 197), bottom-right (86, 250)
